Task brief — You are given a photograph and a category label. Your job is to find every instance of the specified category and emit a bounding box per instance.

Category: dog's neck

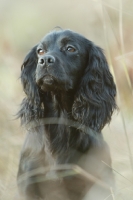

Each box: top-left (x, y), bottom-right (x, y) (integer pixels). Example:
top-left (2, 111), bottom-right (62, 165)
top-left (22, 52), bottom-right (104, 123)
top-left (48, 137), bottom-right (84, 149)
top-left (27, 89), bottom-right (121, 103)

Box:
top-left (51, 90), bottom-right (75, 114)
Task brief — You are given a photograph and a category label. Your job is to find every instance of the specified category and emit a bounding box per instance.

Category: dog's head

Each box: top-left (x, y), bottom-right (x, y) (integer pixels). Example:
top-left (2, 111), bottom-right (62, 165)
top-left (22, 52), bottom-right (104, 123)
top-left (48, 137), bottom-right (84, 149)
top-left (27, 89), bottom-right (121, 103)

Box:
top-left (20, 29), bottom-right (117, 131)
top-left (36, 30), bottom-right (88, 92)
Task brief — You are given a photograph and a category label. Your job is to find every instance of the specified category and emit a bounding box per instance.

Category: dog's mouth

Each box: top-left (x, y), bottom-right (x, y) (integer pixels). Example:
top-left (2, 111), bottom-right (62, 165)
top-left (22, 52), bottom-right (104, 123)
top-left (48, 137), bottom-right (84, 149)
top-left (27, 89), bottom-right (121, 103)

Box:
top-left (36, 75), bottom-right (56, 91)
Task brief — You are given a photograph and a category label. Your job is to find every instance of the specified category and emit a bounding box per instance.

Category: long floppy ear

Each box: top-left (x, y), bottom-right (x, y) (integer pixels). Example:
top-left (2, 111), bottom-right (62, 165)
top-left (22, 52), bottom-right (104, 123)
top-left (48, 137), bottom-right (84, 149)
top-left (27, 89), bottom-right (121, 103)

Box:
top-left (72, 42), bottom-right (117, 132)
top-left (18, 46), bottom-right (44, 124)
top-left (21, 46), bottom-right (39, 103)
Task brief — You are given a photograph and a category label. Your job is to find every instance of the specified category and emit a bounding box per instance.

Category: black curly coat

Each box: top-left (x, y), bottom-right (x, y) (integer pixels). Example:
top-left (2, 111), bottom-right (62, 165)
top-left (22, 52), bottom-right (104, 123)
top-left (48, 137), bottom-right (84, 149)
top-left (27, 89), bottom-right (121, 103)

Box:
top-left (17, 29), bottom-right (117, 200)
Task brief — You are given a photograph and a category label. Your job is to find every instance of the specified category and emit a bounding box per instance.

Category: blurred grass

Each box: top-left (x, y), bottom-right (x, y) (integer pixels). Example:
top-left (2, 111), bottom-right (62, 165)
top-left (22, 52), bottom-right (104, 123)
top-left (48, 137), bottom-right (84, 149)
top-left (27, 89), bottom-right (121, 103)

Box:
top-left (0, 0), bottom-right (133, 199)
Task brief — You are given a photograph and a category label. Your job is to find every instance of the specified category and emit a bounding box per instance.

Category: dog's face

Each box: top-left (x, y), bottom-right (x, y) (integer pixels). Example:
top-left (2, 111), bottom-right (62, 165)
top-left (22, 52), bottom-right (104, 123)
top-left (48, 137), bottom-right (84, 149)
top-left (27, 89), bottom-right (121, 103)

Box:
top-left (36, 30), bottom-right (88, 92)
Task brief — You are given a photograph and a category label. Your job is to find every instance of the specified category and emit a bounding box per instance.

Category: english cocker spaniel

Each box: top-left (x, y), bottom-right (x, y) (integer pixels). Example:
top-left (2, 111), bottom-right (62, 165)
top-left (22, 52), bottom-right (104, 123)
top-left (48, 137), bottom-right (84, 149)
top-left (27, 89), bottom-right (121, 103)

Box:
top-left (17, 29), bottom-right (117, 200)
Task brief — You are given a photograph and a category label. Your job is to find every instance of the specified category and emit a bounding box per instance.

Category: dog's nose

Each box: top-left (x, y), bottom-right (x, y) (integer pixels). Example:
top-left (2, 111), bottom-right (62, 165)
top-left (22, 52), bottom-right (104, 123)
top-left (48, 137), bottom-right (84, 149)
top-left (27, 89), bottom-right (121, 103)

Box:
top-left (38, 55), bottom-right (55, 67)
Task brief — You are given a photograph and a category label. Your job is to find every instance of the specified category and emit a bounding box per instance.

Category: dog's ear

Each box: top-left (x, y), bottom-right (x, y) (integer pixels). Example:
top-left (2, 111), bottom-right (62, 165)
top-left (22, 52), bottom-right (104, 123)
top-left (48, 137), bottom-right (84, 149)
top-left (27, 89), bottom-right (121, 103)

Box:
top-left (18, 46), bottom-right (44, 124)
top-left (72, 42), bottom-right (117, 132)
top-left (21, 45), bottom-right (40, 104)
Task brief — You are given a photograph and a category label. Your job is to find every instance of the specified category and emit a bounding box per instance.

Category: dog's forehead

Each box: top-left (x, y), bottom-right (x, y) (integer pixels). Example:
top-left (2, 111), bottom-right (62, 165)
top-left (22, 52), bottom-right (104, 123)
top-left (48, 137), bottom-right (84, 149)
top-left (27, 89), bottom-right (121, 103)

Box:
top-left (40, 30), bottom-right (87, 46)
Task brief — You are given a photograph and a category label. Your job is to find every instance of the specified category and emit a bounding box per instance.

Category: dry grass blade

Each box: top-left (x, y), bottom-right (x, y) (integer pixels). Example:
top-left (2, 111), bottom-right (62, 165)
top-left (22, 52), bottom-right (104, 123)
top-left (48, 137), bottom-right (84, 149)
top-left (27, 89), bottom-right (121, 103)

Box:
top-left (118, 0), bottom-right (132, 91)
top-left (18, 164), bottom-right (110, 190)
top-left (94, 0), bottom-right (133, 16)
top-left (102, 161), bottom-right (133, 184)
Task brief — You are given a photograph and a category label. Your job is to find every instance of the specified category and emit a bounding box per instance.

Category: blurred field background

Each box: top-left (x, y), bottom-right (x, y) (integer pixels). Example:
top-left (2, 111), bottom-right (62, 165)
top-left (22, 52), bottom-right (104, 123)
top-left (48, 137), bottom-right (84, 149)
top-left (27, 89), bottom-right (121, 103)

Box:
top-left (0, 0), bottom-right (133, 199)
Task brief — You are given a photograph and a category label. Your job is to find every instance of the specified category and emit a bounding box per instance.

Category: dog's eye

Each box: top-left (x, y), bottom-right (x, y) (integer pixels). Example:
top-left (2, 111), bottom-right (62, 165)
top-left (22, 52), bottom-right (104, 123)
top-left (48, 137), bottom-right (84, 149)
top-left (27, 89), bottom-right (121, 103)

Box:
top-left (37, 49), bottom-right (45, 55)
top-left (67, 46), bottom-right (76, 52)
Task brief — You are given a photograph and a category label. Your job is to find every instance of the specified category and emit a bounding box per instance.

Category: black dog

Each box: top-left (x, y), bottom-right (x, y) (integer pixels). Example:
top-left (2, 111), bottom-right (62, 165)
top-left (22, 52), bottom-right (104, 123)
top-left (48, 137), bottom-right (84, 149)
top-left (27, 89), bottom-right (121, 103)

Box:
top-left (17, 29), bottom-right (117, 200)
